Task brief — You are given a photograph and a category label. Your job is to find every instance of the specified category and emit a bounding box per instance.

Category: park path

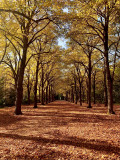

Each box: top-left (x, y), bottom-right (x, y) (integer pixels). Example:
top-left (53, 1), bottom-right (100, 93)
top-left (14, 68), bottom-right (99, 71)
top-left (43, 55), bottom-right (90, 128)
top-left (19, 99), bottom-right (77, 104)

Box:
top-left (0, 100), bottom-right (120, 159)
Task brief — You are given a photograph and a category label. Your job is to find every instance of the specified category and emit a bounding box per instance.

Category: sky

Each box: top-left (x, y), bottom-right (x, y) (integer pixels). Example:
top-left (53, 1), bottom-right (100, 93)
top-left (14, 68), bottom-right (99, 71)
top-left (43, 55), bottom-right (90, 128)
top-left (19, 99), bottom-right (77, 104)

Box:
top-left (57, 37), bottom-right (68, 49)
top-left (57, 7), bottom-right (69, 49)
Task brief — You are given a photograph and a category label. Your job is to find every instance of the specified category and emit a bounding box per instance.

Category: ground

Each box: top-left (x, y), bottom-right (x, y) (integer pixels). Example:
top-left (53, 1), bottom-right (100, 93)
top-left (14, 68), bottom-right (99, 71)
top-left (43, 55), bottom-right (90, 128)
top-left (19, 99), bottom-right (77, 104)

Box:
top-left (0, 101), bottom-right (120, 160)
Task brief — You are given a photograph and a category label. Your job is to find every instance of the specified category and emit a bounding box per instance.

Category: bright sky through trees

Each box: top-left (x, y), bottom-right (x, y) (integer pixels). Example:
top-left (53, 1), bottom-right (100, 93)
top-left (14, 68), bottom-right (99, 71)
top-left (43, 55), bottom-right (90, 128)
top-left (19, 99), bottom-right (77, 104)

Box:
top-left (57, 37), bottom-right (68, 49)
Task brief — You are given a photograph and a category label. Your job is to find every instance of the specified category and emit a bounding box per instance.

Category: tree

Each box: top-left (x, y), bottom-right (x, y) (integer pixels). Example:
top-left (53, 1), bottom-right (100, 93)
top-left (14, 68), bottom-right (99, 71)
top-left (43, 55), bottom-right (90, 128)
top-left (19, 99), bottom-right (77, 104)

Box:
top-left (66, 34), bottom-right (102, 108)
top-left (66, 0), bottom-right (120, 113)
top-left (0, 0), bottom-right (61, 114)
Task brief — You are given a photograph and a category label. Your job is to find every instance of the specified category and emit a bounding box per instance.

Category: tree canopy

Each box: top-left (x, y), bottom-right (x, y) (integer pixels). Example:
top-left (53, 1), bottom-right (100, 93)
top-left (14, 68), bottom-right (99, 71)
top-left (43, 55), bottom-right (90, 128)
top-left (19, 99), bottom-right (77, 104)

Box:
top-left (0, 0), bottom-right (120, 115)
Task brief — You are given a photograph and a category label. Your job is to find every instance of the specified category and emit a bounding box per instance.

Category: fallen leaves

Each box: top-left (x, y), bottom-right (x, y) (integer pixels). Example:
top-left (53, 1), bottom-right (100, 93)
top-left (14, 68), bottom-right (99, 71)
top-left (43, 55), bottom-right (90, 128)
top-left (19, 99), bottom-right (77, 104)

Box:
top-left (0, 101), bottom-right (120, 159)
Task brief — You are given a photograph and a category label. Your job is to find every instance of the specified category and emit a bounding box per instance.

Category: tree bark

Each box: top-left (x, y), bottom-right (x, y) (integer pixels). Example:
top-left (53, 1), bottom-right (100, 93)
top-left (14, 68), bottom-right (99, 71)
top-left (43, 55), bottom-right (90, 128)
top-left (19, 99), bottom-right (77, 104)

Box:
top-left (41, 65), bottom-right (44, 105)
top-left (82, 86), bottom-right (84, 103)
top-left (46, 85), bottom-right (48, 104)
top-left (104, 61), bottom-right (108, 106)
top-left (87, 52), bottom-right (92, 108)
top-left (68, 91), bottom-right (70, 102)
top-left (93, 72), bottom-right (96, 104)
top-left (34, 59), bottom-right (39, 108)
top-left (48, 84), bottom-right (51, 103)
top-left (27, 75), bottom-right (30, 105)
top-left (104, 54), bottom-right (114, 113)
top-left (71, 86), bottom-right (74, 103)
top-left (104, 13), bottom-right (114, 114)
top-left (74, 78), bottom-right (77, 104)
top-left (39, 86), bottom-right (40, 103)
top-left (51, 85), bottom-right (53, 102)
top-left (51, 86), bottom-right (54, 102)
top-left (66, 91), bottom-right (68, 101)
top-left (79, 83), bottom-right (82, 106)
top-left (15, 36), bottom-right (28, 115)
top-left (86, 80), bottom-right (89, 104)
top-left (78, 78), bottom-right (82, 106)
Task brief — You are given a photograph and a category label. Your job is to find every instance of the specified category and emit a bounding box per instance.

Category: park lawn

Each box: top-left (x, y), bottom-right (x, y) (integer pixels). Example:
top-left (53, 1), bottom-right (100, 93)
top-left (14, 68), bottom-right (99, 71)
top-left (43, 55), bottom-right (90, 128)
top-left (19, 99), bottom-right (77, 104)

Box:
top-left (0, 101), bottom-right (120, 160)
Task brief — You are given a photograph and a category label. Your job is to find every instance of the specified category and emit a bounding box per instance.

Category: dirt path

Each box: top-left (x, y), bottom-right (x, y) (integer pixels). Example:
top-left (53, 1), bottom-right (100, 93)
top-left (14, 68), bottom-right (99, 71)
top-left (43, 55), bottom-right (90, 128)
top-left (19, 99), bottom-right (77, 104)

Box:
top-left (0, 101), bottom-right (120, 159)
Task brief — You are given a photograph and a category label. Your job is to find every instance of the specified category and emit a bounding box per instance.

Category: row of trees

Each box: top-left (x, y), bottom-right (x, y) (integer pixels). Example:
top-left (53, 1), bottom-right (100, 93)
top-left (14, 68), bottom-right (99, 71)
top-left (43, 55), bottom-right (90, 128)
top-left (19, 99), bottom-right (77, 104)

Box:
top-left (0, 0), bottom-right (120, 115)
top-left (62, 57), bottom-right (120, 107)
top-left (60, 0), bottom-right (120, 114)
top-left (0, 36), bottom-right (62, 106)
top-left (0, 0), bottom-right (65, 114)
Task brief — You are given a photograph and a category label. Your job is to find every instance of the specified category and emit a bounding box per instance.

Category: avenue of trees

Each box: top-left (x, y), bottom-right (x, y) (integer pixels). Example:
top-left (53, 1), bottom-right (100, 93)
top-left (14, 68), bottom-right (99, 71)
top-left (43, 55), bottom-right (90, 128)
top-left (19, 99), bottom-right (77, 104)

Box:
top-left (0, 0), bottom-right (120, 115)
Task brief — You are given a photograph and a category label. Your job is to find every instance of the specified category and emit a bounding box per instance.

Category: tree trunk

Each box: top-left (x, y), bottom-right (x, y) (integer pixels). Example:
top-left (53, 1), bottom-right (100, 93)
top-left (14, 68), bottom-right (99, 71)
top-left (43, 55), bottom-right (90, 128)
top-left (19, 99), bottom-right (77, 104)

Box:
top-left (105, 54), bottom-right (114, 114)
top-left (74, 78), bottom-right (77, 104)
top-left (104, 60), bottom-right (108, 106)
top-left (41, 65), bottom-right (44, 105)
top-left (15, 36), bottom-right (28, 115)
top-left (39, 86), bottom-right (40, 103)
top-left (86, 80), bottom-right (89, 104)
top-left (68, 91), bottom-right (70, 102)
top-left (82, 86), bottom-right (84, 103)
top-left (66, 91), bottom-right (68, 101)
top-left (51, 85), bottom-right (54, 102)
top-left (79, 83), bottom-right (82, 106)
top-left (34, 59), bottom-right (39, 108)
top-left (46, 85), bottom-right (48, 104)
top-left (104, 15), bottom-right (114, 114)
top-left (87, 52), bottom-right (92, 108)
top-left (14, 78), bottom-right (17, 94)
top-left (52, 87), bottom-right (54, 102)
top-left (78, 78), bottom-right (82, 106)
top-left (93, 72), bottom-right (96, 104)
top-left (14, 78), bottom-right (17, 105)
top-left (27, 76), bottom-right (30, 105)
top-left (71, 86), bottom-right (74, 103)
top-left (48, 84), bottom-right (51, 103)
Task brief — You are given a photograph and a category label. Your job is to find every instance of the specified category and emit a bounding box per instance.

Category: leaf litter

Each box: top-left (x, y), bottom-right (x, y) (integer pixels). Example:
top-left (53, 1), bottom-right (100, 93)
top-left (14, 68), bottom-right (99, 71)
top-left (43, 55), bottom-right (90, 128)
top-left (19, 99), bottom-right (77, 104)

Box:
top-left (0, 101), bottom-right (120, 159)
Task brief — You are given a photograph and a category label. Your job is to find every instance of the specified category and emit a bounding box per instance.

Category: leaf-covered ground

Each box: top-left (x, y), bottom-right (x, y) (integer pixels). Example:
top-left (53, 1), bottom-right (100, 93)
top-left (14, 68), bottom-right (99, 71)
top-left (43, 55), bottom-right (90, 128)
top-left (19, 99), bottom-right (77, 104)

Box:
top-left (0, 101), bottom-right (120, 160)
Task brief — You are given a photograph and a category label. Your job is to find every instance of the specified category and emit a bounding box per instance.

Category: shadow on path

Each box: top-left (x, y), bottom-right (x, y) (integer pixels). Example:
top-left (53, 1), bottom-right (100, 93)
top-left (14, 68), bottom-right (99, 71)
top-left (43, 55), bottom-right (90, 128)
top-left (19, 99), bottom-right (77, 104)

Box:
top-left (0, 133), bottom-right (120, 155)
top-left (0, 113), bottom-right (27, 127)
